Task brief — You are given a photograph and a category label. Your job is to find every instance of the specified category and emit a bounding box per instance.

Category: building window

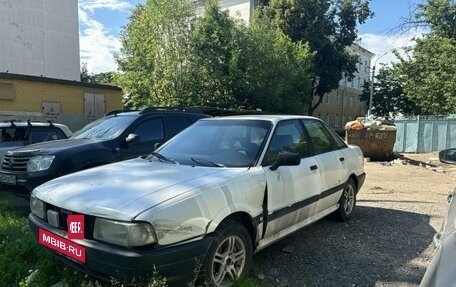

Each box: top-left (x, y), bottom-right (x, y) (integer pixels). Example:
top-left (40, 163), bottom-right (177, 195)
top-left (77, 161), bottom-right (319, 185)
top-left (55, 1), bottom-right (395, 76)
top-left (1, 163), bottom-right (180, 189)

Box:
top-left (357, 77), bottom-right (361, 88)
top-left (336, 93), bottom-right (340, 106)
top-left (325, 93), bottom-right (330, 104)
top-left (325, 114), bottom-right (330, 125)
top-left (334, 114), bottom-right (339, 128)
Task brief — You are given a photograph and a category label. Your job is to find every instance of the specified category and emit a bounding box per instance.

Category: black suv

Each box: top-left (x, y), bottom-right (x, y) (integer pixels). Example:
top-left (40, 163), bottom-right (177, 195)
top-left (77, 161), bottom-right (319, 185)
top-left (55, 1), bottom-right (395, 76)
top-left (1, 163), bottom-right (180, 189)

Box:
top-left (0, 108), bottom-right (209, 195)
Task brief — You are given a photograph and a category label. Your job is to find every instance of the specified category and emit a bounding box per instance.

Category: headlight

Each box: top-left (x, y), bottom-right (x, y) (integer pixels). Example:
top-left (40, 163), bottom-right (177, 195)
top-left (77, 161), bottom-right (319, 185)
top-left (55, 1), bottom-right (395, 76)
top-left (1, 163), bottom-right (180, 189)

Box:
top-left (93, 218), bottom-right (156, 247)
top-left (30, 195), bottom-right (46, 219)
top-left (27, 155), bottom-right (55, 172)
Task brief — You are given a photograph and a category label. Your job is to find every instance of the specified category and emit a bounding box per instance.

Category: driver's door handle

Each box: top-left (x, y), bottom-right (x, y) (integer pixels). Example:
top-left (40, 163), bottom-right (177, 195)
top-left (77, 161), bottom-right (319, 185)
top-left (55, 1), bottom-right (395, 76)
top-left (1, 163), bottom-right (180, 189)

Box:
top-left (310, 165), bottom-right (318, 171)
top-left (339, 157), bottom-right (345, 162)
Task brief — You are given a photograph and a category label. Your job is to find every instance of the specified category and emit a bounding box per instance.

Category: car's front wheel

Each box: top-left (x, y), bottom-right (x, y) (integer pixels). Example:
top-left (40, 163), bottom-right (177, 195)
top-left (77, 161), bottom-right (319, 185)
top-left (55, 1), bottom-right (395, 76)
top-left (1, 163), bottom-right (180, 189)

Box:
top-left (334, 178), bottom-right (357, 221)
top-left (200, 220), bottom-right (252, 287)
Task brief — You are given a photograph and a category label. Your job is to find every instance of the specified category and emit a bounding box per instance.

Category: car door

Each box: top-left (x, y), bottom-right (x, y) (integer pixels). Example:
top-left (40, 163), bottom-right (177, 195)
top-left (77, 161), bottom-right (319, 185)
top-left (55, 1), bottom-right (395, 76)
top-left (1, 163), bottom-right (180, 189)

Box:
top-left (121, 117), bottom-right (165, 159)
top-left (301, 119), bottom-right (349, 212)
top-left (262, 119), bottom-right (322, 238)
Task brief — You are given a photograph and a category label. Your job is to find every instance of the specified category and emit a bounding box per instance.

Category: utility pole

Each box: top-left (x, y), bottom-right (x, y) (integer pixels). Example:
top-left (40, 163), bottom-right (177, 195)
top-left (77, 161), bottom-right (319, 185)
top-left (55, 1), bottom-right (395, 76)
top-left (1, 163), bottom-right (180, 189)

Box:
top-left (368, 52), bottom-right (388, 117)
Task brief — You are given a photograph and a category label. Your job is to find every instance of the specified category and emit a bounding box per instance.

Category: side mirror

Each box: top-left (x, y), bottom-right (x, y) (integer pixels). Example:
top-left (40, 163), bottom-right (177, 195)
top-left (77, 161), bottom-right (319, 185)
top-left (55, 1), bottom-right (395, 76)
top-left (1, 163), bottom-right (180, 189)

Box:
top-left (153, 142), bottom-right (162, 150)
top-left (270, 152), bottom-right (301, 171)
top-left (125, 133), bottom-right (140, 145)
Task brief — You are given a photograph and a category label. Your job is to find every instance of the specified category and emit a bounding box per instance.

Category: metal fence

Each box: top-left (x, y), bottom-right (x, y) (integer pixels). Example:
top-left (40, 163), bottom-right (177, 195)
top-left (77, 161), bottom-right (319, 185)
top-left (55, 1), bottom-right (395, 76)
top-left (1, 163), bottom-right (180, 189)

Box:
top-left (394, 116), bottom-right (456, 153)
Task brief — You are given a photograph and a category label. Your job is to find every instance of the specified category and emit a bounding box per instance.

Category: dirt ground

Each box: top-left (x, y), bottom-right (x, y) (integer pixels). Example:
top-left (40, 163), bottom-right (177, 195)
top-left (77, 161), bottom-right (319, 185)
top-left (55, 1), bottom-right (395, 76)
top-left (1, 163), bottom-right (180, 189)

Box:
top-left (254, 152), bottom-right (456, 287)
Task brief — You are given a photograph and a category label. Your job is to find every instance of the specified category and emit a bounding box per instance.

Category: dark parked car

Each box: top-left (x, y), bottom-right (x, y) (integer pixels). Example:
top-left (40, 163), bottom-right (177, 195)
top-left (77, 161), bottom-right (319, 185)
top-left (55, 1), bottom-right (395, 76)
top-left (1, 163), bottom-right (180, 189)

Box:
top-left (439, 148), bottom-right (456, 164)
top-left (0, 108), bottom-right (209, 195)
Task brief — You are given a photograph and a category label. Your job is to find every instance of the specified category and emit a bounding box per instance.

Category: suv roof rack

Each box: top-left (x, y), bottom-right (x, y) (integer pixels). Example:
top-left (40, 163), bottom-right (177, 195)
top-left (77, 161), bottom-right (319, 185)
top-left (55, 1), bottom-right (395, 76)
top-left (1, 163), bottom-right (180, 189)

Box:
top-left (139, 107), bottom-right (204, 114)
top-left (105, 109), bottom-right (135, 116)
top-left (1, 119), bottom-right (58, 127)
top-left (188, 106), bottom-right (268, 117)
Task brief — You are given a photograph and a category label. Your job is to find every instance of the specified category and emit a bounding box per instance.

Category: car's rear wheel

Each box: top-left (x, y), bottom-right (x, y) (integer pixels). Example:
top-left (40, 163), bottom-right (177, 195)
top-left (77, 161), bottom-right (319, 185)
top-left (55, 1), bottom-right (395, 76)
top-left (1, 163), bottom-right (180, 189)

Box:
top-left (200, 220), bottom-right (252, 287)
top-left (334, 178), bottom-right (357, 221)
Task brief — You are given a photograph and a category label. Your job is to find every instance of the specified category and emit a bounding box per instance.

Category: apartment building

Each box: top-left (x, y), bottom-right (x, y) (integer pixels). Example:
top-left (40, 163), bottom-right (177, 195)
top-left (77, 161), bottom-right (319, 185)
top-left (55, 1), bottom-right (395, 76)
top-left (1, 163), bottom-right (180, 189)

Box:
top-left (313, 44), bottom-right (374, 131)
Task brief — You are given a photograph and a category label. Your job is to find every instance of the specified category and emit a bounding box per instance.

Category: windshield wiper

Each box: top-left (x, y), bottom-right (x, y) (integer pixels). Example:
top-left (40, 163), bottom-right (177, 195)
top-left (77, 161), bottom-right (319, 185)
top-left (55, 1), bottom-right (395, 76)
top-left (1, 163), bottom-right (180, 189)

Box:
top-left (191, 157), bottom-right (225, 168)
top-left (150, 152), bottom-right (177, 164)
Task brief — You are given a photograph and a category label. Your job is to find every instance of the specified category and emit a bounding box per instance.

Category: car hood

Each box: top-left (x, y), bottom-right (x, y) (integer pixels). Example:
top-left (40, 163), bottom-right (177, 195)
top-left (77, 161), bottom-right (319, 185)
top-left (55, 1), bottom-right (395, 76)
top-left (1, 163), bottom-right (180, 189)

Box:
top-left (33, 158), bottom-right (247, 220)
top-left (7, 138), bottom-right (100, 156)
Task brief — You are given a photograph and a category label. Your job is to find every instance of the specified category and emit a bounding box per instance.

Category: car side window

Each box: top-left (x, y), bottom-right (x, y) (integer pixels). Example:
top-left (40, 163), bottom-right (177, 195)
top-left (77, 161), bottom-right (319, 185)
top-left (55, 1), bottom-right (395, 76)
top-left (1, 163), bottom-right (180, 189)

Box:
top-left (302, 120), bottom-right (338, 155)
top-left (1, 127), bottom-right (27, 143)
top-left (262, 120), bottom-right (309, 166)
top-left (29, 127), bottom-right (66, 143)
top-left (166, 116), bottom-right (192, 137)
top-left (132, 118), bottom-right (164, 142)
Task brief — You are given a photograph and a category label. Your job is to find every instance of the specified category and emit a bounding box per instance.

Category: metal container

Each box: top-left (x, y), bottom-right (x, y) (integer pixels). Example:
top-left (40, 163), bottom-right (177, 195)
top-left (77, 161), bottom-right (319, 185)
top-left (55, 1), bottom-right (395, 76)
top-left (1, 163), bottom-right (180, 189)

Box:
top-left (346, 129), bottom-right (397, 161)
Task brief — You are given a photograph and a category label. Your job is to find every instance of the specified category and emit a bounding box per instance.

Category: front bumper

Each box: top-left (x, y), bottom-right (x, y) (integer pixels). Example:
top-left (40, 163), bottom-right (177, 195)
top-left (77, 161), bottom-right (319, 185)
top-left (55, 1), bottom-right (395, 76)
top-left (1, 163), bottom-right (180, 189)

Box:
top-left (0, 170), bottom-right (55, 196)
top-left (29, 213), bottom-right (211, 285)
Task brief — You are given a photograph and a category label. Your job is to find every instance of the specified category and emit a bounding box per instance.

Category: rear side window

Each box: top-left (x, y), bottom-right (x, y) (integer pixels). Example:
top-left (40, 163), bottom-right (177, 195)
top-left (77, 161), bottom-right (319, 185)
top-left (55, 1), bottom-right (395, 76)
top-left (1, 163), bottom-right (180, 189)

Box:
top-left (302, 120), bottom-right (344, 155)
top-left (29, 127), bottom-right (66, 143)
top-left (133, 118), bottom-right (164, 142)
top-left (167, 116), bottom-right (192, 137)
top-left (0, 127), bottom-right (27, 143)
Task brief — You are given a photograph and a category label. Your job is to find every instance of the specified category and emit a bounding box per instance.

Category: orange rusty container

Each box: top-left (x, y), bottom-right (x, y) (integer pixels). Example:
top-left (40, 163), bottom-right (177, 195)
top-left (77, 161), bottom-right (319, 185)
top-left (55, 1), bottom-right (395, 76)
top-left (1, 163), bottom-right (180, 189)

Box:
top-left (346, 129), bottom-right (397, 161)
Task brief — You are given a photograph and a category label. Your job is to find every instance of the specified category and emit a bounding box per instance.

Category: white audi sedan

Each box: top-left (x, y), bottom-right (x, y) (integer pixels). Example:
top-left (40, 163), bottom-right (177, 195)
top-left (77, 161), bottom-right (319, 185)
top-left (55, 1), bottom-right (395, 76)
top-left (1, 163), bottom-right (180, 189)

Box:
top-left (29, 115), bottom-right (365, 286)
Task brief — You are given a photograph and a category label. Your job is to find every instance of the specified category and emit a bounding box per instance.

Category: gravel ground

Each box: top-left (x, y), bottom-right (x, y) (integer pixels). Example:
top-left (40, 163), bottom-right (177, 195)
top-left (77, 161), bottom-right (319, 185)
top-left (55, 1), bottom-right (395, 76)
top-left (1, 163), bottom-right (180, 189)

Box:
top-left (253, 152), bottom-right (456, 287)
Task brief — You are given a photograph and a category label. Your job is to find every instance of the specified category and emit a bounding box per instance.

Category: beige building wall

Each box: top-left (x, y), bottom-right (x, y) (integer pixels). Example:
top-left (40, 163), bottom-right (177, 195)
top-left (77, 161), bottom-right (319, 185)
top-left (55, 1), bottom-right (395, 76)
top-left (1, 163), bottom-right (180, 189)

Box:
top-left (0, 73), bottom-right (123, 131)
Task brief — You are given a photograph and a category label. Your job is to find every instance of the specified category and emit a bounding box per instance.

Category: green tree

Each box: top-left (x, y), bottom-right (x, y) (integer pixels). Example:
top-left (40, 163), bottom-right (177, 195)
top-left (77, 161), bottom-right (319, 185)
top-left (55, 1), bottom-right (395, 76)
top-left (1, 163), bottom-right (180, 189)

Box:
top-left (115, 0), bottom-right (195, 109)
top-left (360, 66), bottom-right (422, 117)
top-left (393, 0), bottom-right (456, 115)
top-left (261, 0), bottom-right (373, 115)
top-left (80, 63), bottom-right (90, 83)
top-left (90, 72), bottom-right (116, 85)
top-left (115, 0), bottom-right (313, 113)
top-left (185, 0), bottom-right (248, 108)
top-left (401, 0), bottom-right (456, 39)
top-left (187, 1), bottom-right (313, 112)
top-left (395, 36), bottom-right (456, 114)
top-left (245, 13), bottom-right (314, 113)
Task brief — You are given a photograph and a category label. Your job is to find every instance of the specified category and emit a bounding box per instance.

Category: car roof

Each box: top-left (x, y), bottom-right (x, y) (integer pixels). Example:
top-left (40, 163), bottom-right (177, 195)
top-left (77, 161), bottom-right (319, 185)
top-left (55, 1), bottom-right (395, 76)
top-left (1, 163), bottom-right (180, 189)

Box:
top-left (0, 121), bottom-right (68, 128)
top-left (112, 110), bottom-right (208, 117)
top-left (0, 121), bottom-right (73, 136)
top-left (201, 114), bottom-right (320, 124)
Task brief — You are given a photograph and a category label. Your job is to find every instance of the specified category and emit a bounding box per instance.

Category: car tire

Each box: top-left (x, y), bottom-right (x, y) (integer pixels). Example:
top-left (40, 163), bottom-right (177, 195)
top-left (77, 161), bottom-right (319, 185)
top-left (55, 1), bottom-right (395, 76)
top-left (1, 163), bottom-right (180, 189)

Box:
top-left (199, 220), bottom-right (253, 287)
top-left (334, 178), bottom-right (357, 222)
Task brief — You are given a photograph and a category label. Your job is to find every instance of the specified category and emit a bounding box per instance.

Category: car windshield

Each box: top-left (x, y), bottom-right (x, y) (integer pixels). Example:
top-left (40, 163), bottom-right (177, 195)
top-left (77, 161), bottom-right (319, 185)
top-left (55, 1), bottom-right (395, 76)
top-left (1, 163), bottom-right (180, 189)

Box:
top-left (71, 115), bottom-right (136, 140)
top-left (156, 119), bottom-right (272, 167)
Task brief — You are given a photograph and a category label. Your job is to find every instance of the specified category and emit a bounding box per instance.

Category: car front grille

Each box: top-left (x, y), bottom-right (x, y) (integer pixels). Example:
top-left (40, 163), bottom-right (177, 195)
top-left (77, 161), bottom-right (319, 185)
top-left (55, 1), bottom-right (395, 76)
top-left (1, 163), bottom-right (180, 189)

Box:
top-left (1, 154), bottom-right (32, 171)
top-left (45, 203), bottom-right (95, 240)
